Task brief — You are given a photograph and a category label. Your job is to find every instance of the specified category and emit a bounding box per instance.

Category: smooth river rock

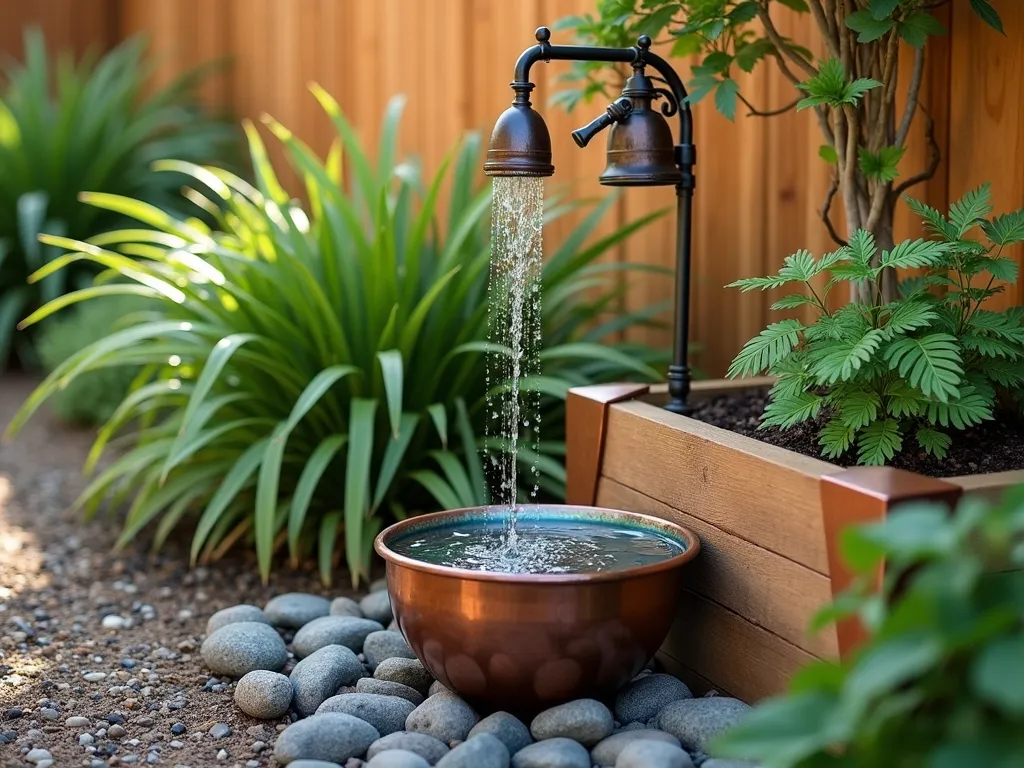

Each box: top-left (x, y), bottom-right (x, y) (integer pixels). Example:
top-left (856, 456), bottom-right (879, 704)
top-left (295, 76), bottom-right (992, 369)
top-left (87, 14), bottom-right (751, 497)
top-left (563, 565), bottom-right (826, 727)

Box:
top-left (530, 699), bottom-right (614, 747)
top-left (316, 693), bottom-right (416, 736)
top-left (360, 591), bottom-right (394, 624)
top-left (366, 750), bottom-right (431, 768)
top-left (294, 616), bottom-right (385, 658)
top-left (511, 738), bottom-right (590, 768)
top-left (616, 740), bottom-right (693, 768)
top-left (291, 645), bottom-right (364, 717)
top-left (363, 630), bottom-right (416, 668)
top-left (405, 690), bottom-right (479, 743)
top-left (375, 657), bottom-right (434, 695)
top-left (285, 761), bottom-right (345, 768)
top-left (591, 729), bottom-right (681, 766)
top-left (469, 712), bottom-right (532, 756)
top-left (437, 733), bottom-right (510, 768)
top-left (265, 593), bottom-right (331, 628)
top-left (357, 678), bottom-right (425, 706)
top-left (273, 712), bottom-right (380, 764)
top-left (330, 597), bottom-right (364, 618)
top-left (234, 669), bottom-right (293, 719)
top-left (614, 674), bottom-right (693, 724)
top-left (654, 697), bottom-right (752, 753)
top-left (206, 604), bottom-right (272, 636)
top-left (367, 731), bottom-right (451, 763)
top-left (200, 621), bottom-right (288, 678)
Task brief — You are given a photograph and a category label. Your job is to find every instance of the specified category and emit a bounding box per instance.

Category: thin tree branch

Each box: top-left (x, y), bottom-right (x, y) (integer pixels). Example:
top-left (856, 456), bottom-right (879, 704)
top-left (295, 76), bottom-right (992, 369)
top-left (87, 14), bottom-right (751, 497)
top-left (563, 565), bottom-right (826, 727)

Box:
top-left (821, 175), bottom-right (848, 247)
top-left (809, 0), bottom-right (841, 60)
top-left (871, 30), bottom-right (901, 149)
top-left (824, 0), bottom-right (839, 41)
top-left (895, 46), bottom-right (926, 147)
top-left (757, 2), bottom-right (819, 78)
top-left (737, 93), bottom-right (802, 117)
top-left (892, 106), bottom-right (941, 198)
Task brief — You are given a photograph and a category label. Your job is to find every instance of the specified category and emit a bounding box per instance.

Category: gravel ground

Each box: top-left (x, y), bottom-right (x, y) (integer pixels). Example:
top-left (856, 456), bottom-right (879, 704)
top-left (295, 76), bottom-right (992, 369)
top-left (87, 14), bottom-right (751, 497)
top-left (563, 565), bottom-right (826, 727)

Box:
top-left (0, 374), bottom-right (365, 768)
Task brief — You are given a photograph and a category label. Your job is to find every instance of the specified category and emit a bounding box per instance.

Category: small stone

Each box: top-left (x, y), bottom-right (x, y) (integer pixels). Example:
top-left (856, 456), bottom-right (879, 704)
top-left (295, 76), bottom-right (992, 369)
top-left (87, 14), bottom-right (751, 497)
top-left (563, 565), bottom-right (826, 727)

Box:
top-left (265, 593), bottom-right (332, 629)
top-left (405, 690), bottom-right (478, 743)
top-left (374, 658), bottom-right (433, 695)
top-left (5, 707), bottom-right (23, 719)
top-left (83, 672), bottom-right (107, 682)
top-left (654, 698), bottom-right (752, 753)
top-left (359, 592), bottom-right (393, 625)
top-left (615, 674), bottom-right (693, 724)
top-left (234, 670), bottom-right (293, 719)
top-left (200, 621), bottom-right (288, 678)
top-left (169, 740), bottom-right (184, 749)
top-left (437, 733), bottom-right (510, 768)
top-left (369, 578), bottom-right (388, 593)
top-left (108, 714), bottom-right (127, 725)
top-left (102, 615), bottom-right (127, 630)
top-left (109, 724), bottom-right (127, 738)
top-left (316, 693), bottom-right (416, 737)
top-left (366, 752), bottom-right (430, 768)
top-left (530, 699), bottom-right (613, 747)
top-left (367, 732), bottom-right (450, 764)
top-left (330, 598), bottom-right (364, 618)
top-left (80, 733), bottom-right (96, 745)
top-left (26, 748), bottom-right (53, 764)
top-left (294, 616), bottom-right (385, 658)
top-left (217, 748), bottom-right (228, 760)
top-left (469, 712), bottom-right (532, 756)
top-left (287, 762), bottom-right (346, 768)
top-left (591, 729), bottom-right (681, 766)
top-left (170, 723), bottom-right (186, 735)
top-left (363, 631), bottom-right (416, 669)
top-left (291, 645), bottom-right (364, 717)
top-left (273, 712), bottom-right (380, 764)
top-left (616, 740), bottom-right (693, 768)
top-left (356, 678), bottom-right (424, 706)
top-left (206, 605), bottom-right (272, 636)
top-left (39, 707), bottom-right (59, 720)
top-left (511, 738), bottom-right (589, 768)
top-left (252, 740), bottom-right (267, 753)
top-left (210, 722), bottom-right (232, 738)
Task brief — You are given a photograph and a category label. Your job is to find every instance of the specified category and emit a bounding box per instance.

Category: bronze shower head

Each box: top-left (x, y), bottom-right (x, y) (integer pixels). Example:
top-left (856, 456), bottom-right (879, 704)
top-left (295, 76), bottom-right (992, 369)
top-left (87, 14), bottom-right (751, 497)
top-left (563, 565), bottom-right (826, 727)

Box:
top-left (483, 83), bottom-right (554, 178)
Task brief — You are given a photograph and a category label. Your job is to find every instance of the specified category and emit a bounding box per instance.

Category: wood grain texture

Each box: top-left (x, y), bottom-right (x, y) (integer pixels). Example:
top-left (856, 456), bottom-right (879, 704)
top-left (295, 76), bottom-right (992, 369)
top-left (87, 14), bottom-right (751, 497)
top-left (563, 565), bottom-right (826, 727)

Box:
top-left (601, 398), bottom-right (836, 574)
top-left (598, 477), bottom-right (838, 658)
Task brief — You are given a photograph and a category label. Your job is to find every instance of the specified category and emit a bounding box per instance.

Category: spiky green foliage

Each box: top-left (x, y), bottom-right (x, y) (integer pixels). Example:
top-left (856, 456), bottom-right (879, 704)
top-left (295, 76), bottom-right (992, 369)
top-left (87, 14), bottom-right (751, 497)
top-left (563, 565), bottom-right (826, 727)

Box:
top-left (714, 485), bottom-right (1024, 767)
top-left (727, 184), bottom-right (1024, 466)
top-left (0, 29), bottom-right (235, 370)
top-left (6, 92), bottom-right (669, 587)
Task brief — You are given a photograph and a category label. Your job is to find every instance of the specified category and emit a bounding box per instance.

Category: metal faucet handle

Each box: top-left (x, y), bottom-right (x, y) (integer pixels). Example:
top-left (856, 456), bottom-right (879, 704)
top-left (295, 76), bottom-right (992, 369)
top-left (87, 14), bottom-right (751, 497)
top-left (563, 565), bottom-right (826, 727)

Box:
top-left (571, 97), bottom-right (632, 149)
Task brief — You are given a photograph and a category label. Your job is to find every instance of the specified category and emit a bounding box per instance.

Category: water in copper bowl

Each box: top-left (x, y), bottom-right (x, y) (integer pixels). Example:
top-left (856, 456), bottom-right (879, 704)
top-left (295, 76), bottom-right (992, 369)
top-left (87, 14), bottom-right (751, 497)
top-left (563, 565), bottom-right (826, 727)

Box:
top-left (387, 508), bottom-right (688, 574)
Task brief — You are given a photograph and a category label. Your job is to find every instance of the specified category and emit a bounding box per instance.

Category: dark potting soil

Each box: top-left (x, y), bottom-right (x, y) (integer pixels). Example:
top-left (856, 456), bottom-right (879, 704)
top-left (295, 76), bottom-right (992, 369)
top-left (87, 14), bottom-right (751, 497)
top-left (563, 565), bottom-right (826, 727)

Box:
top-left (690, 388), bottom-right (1024, 478)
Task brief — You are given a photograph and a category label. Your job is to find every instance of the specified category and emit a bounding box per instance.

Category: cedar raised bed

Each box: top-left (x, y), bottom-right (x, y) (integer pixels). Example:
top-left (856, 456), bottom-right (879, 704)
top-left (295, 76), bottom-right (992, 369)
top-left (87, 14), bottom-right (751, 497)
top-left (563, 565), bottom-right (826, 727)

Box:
top-left (566, 379), bottom-right (1024, 703)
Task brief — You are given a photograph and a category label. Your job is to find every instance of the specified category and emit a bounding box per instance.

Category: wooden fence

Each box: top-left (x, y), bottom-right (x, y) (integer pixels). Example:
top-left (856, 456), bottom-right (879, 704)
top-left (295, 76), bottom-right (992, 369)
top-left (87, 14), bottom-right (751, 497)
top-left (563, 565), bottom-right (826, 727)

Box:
top-left (3, 0), bottom-right (1022, 375)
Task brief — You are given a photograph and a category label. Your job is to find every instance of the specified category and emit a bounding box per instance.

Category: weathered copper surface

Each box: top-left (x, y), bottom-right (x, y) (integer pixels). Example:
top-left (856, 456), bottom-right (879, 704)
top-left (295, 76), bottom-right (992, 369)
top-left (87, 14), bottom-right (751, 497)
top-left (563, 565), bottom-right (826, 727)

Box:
top-left (374, 505), bottom-right (699, 716)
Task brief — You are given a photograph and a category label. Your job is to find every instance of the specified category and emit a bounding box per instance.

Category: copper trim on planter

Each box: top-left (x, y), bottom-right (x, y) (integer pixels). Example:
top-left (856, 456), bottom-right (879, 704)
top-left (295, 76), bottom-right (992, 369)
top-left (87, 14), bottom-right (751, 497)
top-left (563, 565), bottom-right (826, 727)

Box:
top-left (374, 505), bottom-right (700, 716)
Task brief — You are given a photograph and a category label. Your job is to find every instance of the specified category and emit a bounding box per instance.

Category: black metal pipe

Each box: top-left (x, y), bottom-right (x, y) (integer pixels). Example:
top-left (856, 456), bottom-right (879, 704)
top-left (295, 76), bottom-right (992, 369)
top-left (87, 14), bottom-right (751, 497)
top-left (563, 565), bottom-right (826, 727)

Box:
top-left (514, 28), bottom-right (637, 84)
top-left (665, 183), bottom-right (694, 415)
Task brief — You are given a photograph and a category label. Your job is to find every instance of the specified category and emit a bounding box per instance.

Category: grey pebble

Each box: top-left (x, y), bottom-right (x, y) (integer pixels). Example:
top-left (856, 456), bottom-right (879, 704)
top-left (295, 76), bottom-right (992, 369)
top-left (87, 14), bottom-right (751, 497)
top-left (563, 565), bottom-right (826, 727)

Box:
top-left (469, 712), bottom-right (532, 756)
top-left (363, 631), bottom-right (415, 668)
top-left (369, 578), bottom-right (388, 593)
top-left (436, 733), bottom-right (509, 768)
top-left (235, 670), bottom-right (293, 719)
top-left (654, 698), bottom-right (752, 753)
top-left (210, 722), bottom-right (232, 738)
top-left (511, 738), bottom-right (590, 768)
top-left (38, 707), bottom-right (59, 721)
top-left (206, 605), bottom-right (271, 636)
top-left (200, 621), bottom-right (288, 678)
top-left (316, 693), bottom-right (416, 736)
top-left (294, 616), bottom-right (385, 658)
top-left (366, 751), bottom-right (430, 768)
top-left (287, 762), bottom-right (345, 768)
top-left (291, 645), bottom-right (365, 717)
top-left (265, 593), bottom-right (332, 629)
top-left (330, 598), bottom-right (364, 618)
top-left (427, 681), bottom-right (448, 697)
top-left (273, 712), bottom-right (380, 764)
top-left (405, 691), bottom-right (478, 743)
top-left (591, 729), bottom-right (681, 766)
top-left (65, 715), bottom-right (91, 727)
top-left (356, 678), bottom-right (424, 706)
top-left (26, 749), bottom-right (53, 764)
top-left (530, 699), bottom-right (613, 747)
top-left (374, 658), bottom-right (433, 695)
top-left (360, 591), bottom-right (393, 625)
top-left (79, 733), bottom-right (95, 746)
top-left (367, 731), bottom-right (450, 764)
top-left (616, 740), bottom-right (693, 768)
top-left (109, 724), bottom-right (127, 738)
top-left (615, 674), bottom-right (693, 724)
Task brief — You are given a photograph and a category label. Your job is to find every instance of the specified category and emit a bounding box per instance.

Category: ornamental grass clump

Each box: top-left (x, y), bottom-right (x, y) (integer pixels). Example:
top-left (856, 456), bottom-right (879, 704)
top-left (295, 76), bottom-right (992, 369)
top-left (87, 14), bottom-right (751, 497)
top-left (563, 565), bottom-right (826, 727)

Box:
top-left (728, 184), bottom-right (1024, 466)
top-left (6, 90), bottom-right (668, 586)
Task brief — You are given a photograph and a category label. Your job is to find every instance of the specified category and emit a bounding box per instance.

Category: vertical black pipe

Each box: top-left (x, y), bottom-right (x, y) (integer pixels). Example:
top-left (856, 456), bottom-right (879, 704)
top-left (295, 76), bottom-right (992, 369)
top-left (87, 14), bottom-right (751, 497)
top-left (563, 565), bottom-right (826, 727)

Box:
top-left (665, 142), bottom-right (696, 416)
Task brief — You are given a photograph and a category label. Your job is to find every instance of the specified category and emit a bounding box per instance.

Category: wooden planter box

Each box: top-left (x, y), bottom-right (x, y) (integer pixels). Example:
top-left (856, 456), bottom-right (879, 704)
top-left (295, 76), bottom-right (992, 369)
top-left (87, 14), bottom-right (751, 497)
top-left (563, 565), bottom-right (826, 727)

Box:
top-left (566, 379), bottom-right (1024, 703)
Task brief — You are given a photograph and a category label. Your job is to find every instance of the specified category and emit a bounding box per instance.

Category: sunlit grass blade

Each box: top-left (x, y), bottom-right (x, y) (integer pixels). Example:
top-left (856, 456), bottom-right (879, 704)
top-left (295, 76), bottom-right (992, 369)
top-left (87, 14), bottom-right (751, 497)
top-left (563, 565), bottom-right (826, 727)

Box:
top-left (345, 398), bottom-right (377, 587)
top-left (318, 511), bottom-right (343, 586)
top-left (373, 414), bottom-right (420, 512)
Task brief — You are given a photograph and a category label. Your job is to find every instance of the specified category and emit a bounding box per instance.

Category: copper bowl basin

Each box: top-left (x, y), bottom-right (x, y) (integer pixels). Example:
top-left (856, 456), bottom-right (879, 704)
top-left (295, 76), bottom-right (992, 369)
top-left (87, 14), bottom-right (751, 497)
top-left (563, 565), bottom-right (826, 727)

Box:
top-left (373, 505), bottom-right (699, 716)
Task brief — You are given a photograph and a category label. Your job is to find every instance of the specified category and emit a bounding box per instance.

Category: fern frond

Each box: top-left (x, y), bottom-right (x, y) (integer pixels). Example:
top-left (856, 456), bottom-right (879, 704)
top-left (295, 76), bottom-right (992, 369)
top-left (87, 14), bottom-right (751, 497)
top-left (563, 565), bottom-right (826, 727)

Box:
top-left (879, 239), bottom-right (951, 270)
top-left (727, 275), bottom-right (794, 292)
top-left (916, 427), bottom-right (951, 459)
top-left (925, 386), bottom-right (993, 430)
top-left (809, 329), bottom-right (885, 385)
top-left (885, 333), bottom-right (963, 401)
top-left (949, 183), bottom-right (993, 238)
top-left (819, 418), bottom-right (857, 460)
top-left (847, 230), bottom-right (877, 266)
top-left (760, 392), bottom-right (823, 429)
top-left (839, 389), bottom-right (881, 430)
top-left (771, 293), bottom-right (819, 311)
top-left (976, 357), bottom-right (1024, 387)
top-left (981, 209), bottom-right (1024, 247)
top-left (726, 319), bottom-right (804, 379)
top-left (880, 301), bottom-right (938, 339)
top-left (805, 305), bottom-right (871, 342)
top-left (884, 380), bottom-right (928, 418)
top-left (962, 334), bottom-right (1020, 360)
top-left (978, 257), bottom-right (1019, 284)
top-left (967, 310), bottom-right (1024, 343)
top-left (857, 419), bottom-right (903, 466)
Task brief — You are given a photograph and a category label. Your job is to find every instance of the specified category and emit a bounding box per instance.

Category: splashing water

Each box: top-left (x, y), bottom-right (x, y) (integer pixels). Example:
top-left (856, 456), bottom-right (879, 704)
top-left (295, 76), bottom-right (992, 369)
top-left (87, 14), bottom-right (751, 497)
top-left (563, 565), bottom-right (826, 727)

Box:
top-left (486, 177), bottom-right (544, 552)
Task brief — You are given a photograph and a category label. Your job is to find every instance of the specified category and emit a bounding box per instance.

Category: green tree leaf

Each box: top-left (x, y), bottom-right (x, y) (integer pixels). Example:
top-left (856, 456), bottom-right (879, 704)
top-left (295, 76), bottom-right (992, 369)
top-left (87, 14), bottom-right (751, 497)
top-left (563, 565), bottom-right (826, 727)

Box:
top-left (728, 2), bottom-right (760, 23)
top-left (859, 145), bottom-right (906, 182)
top-left (970, 0), bottom-right (1005, 35)
top-left (857, 419), bottom-right (903, 465)
top-left (885, 333), bottom-right (963, 401)
top-left (819, 144), bottom-right (839, 164)
top-left (727, 319), bottom-right (805, 379)
top-left (777, 0), bottom-right (810, 11)
top-left (846, 11), bottom-right (894, 42)
top-left (671, 33), bottom-right (704, 58)
top-left (916, 427), bottom-right (951, 458)
top-left (636, 5), bottom-right (679, 37)
top-left (715, 78), bottom-right (740, 121)
top-left (971, 636), bottom-right (1024, 715)
top-left (900, 11), bottom-right (947, 48)
top-left (869, 0), bottom-right (900, 20)
top-left (734, 38), bottom-right (774, 72)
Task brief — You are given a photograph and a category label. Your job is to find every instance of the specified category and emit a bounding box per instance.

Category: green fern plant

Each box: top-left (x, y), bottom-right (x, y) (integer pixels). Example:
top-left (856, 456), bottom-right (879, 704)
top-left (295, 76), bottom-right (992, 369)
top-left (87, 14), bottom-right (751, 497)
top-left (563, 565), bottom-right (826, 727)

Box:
top-left (727, 184), bottom-right (1024, 467)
